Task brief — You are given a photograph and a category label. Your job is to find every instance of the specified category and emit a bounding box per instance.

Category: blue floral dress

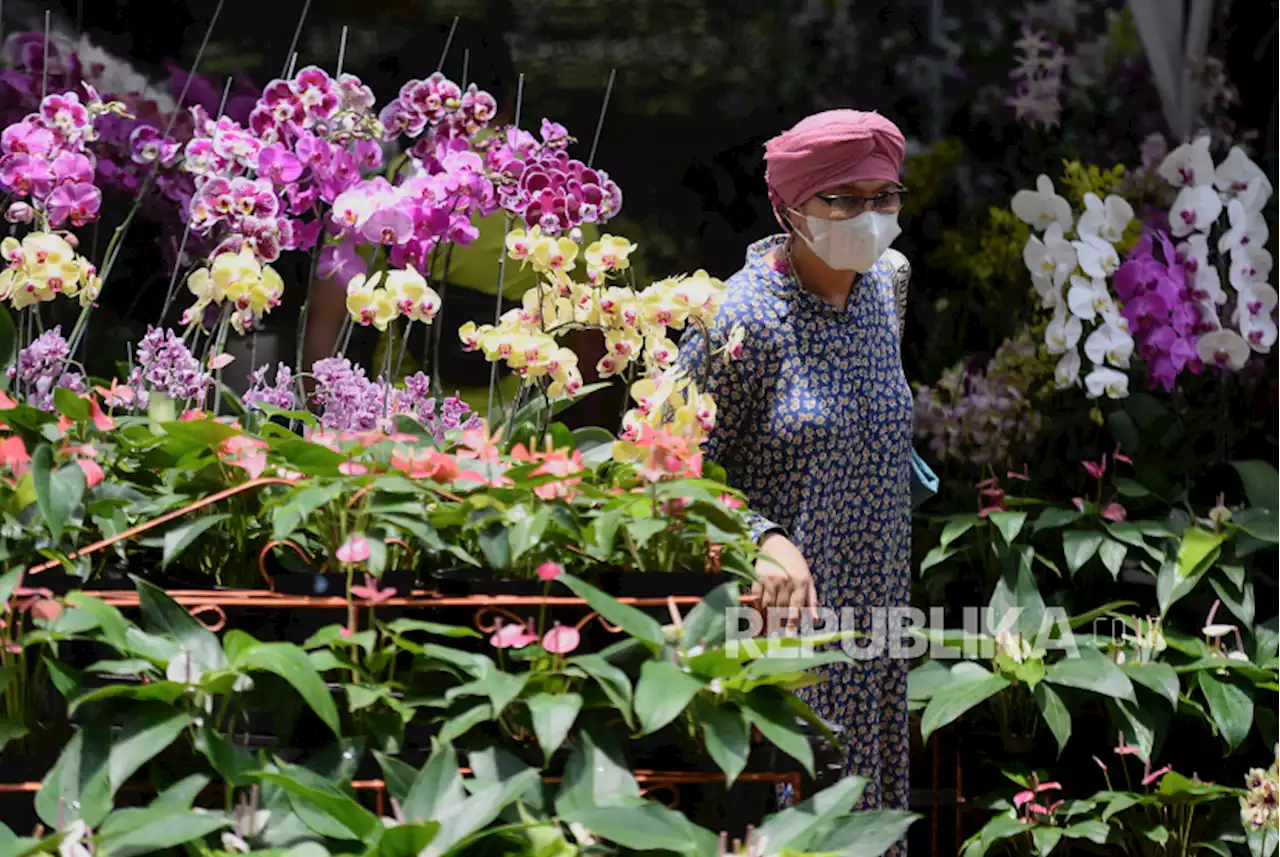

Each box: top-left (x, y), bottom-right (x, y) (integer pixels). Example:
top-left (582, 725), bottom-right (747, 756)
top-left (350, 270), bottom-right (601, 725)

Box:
top-left (677, 235), bottom-right (912, 824)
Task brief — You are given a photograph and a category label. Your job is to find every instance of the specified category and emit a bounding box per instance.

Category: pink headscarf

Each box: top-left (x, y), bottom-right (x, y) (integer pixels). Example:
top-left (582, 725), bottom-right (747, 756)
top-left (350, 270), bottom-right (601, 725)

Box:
top-left (764, 110), bottom-right (906, 212)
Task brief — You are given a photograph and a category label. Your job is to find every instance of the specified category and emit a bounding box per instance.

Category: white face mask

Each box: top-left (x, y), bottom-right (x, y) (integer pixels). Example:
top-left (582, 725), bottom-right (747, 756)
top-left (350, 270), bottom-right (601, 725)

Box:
top-left (790, 210), bottom-right (902, 273)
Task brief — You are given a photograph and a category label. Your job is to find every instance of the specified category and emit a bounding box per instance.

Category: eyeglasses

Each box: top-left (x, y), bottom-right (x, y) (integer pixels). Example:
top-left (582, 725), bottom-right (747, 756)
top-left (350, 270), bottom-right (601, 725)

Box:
top-left (814, 188), bottom-right (908, 218)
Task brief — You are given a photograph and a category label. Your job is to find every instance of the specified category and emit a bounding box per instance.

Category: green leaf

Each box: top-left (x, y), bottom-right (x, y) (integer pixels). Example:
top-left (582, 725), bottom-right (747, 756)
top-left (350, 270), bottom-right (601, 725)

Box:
top-left (808, 809), bottom-right (921, 856)
top-left (754, 775), bottom-right (868, 852)
top-left (237, 642), bottom-right (341, 737)
top-left (1177, 527), bottom-right (1224, 578)
top-left (988, 511), bottom-right (1028, 545)
top-left (557, 575), bottom-right (665, 649)
top-left (1232, 507), bottom-right (1279, 544)
top-left (920, 544), bottom-right (962, 572)
top-left (161, 513), bottom-right (230, 568)
top-left (920, 664), bottom-right (1010, 743)
top-left (556, 726), bottom-right (640, 812)
top-left (1115, 478), bottom-right (1151, 498)
top-left (680, 582), bottom-right (741, 651)
top-left (986, 548), bottom-right (1045, 638)
top-left (1061, 819), bottom-right (1109, 845)
top-left (1231, 460), bottom-right (1279, 512)
top-left (1120, 662), bottom-right (1180, 707)
top-left (557, 803), bottom-right (716, 855)
top-left (0, 304), bottom-right (15, 389)
top-left (53, 387), bottom-right (91, 422)
top-left (65, 593), bottom-right (129, 652)
top-left (132, 576), bottom-right (226, 672)
top-left (1098, 539), bottom-right (1127, 579)
top-left (1034, 508), bottom-right (1083, 532)
top-left (432, 769), bottom-right (542, 854)
top-left (1033, 683), bottom-right (1071, 756)
top-left (1198, 672), bottom-right (1253, 751)
top-left (33, 446), bottom-right (84, 542)
top-left (107, 703), bottom-right (193, 791)
top-left (634, 659), bottom-right (702, 735)
top-left (366, 823), bottom-right (441, 857)
top-left (96, 804), bottom-right (228, 856)
top-left (567, 654), bottom-right (634, 727)
top-left (257, 764), bottom-right (380, 841)
top-left (36, 724), bottom-right (112, 827)
top-left (741, 689), bottom-right (815, 776)
top-left (939, 517), bottom-right (978, 547)
top-left (1045, 648), bottom-right (1135, 702)
top-left (400, 741), bottom-right (467, 822)
top-left (527, 692), bottom-right (582, 762)
top-left (692, 697), bottom-right (750, 785)
top-left (1157, 556), bottom-right (1199, 616)
top-left (194, 725), bottom-right (260, 788)
top-left (1062, 530), bottom-right (1103, 575)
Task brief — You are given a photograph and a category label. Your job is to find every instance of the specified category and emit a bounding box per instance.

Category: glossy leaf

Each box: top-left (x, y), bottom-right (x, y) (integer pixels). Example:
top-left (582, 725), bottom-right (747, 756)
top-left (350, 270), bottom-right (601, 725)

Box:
top-left (32, 445), bottom-right (83, 541)
top-left (257, 765), bottom-right (380, 841)
top-left (1033, 683), bottom-right (1071, 756)
top-left (567, 654), bottom-right (634, 727)
top-left (238, 642), bottom-right (341, 736)
top-left (36, 724), bottom-right (112, 827)
top-left (634, 659), bottom-right (701, 735)
top-left (988, 511), bottom-right (1027, 545)
top-left (527, 692), bottom-right (582, 762)
top-left (1045, 648), bottom-right (1135, 702)
top-left (557, 575), bottom-right (664, 649)
top-left (161, 513), bottom-right (229, 568)
top-left (1231, 460), bottom-right (1279, 512)
top-left (1062, 530), bottom-right (1103, 575)
top-left (1176, 527), bottom-right (1224, 578)
top-left (754, 775), bottom-right (867, 852)
top-left (742, 688), bottom-right (815, 776)
top-left (402, 741), bottom-right (467, 822)
top-left (1098, 539), bottom-right (1127, 579)
top-left (1198, 672), bottom-right (1253, 751)
top-left (692, 697), bottom-right (751, 785)
top-left (920, 664), bottom-right (1010, 743)
top-left (132, 576), bottom-right (226, 672)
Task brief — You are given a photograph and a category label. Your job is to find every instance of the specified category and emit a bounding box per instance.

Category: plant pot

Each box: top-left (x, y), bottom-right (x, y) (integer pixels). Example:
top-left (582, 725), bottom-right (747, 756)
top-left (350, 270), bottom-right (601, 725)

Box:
top-left (430, 567), bottom-right (574, 597)
top-left (271, 570), bottom-right (416, 597)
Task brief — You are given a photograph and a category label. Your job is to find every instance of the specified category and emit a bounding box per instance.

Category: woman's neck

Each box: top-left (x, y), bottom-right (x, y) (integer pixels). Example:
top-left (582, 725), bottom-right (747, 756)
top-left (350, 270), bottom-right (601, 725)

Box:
top-left (787, 236), bottom-right (858, 311)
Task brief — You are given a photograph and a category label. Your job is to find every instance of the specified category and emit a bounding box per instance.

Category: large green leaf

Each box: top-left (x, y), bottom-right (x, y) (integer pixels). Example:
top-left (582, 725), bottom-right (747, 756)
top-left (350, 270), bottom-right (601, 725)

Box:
top-left (1033, 683), bottom-right (1071, 756)
top-left (986, 548), bottom-right (1045, 638)
top-left (194, 725), bottom-right (260, 788)
top-left (1045, 648), bottom-right (1135, 702)
top-left (1198, 672), bottom-right (1253, 751)
top-left (401, 741), bottom-right (467, 822)
top-left (566, 654), bottom-right (634, 727)
top-left (634, 659), bottom-right (701, 735)
top-left (65, 593), bottom-right (129, 652)
top-left (920, 664), bottom-right (1010, 743)
top-left (36, 724), bottom-right (112, 827)
top-left (692, 697), bottom-right (751, 785)
top-left (557, 576), bottom-right (664, 649)
top-left (366, 823), bottom-right (441, 857)
top-left (527, 692), bottom-right (582, 762)
top-left (754, 776), bottom-right (867, 852)
top-left (95, 803), bottom-right (228, 856)
top-left (106, 703), bottom-right (193, 792)
top-left (1231, 460), bottom-right (1279, 512)
top-left (132, 576), bottom-right (226, 672)
top-left (32, 446), bottom-right (84, 542)
top-left (257, 764), bottom-right (380, 841)
top-left (988, 511), bottom-right (1027, 545)
top-left (557, 803), bottom-right (717, 856)
top-left (1098, 539), bottom-right (1127, 579)
top-left (1176, 527), bottom-right (1224, 578)
top-left (1121, 662), bottom-right (1180, 707)
top-left (1062, 531), bottom-right (1103, 576)
top-left (161, 513), bottom-right (230, 568)
top-left (808, 809), bottom-right (921, 856)
top-left (680, 582), bottom-right (741, 651)
top-left (742, 688), bottom-right (814, 776)
top-left (237, 642), bottom-right (341, 736)
top-left (556, 727), bottom-right (640, 813)
top-left (431, 770), bottom-right (542, 855)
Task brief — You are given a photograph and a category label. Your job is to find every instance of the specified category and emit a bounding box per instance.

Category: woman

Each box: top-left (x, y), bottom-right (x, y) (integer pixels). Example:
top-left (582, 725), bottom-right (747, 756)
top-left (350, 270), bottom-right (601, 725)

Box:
top-left (676, 110), bottom-right (913, 824)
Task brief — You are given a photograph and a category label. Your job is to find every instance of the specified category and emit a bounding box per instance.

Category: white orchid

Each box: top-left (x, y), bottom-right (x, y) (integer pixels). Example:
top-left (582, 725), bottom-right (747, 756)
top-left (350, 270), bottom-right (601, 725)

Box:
top-left (1169, 185), bottom-right (1224, 237)
top-left (1214, 146), bottom-right (1274, 208)
top-left (1066, 274), bottom-right (1114, 321)
top-left (1011, 174), bottom-right (1073, 232)
top-left (1191, 264), bottom-right (1228, 305)
top-left (1045, 308), bottom-right (1083, 354)
top-left (1196, 328), bottom-right (1252, 369)
top-left (1177, 234), bottom-right (1210, 274)
top-left (1054, 350), bottom-right (1081, 388)
top-left (1083, 322), bottom-right (1135, 369)
top-left (1084, 366), bottom-right (1129, 399)
top-left (1229, 247), bottom-right (1274, 292)
top-left (1022, 223), bottom-right (1077, 287)
top-left (1073, 233), bottom-right (1121, 279)
top-left (1219, 199), bottom-right (1270, 257)
top-left (1236, 284), bottom-right (1279, 352)
top-left (58, 820), bottom-right (91, 857)
top-left (1076, 192), bottom-right (1134, 244)
top-left (1031, 272), bottom-right (1063, 309)
top-left (1158, 136), bottom-right (1214, 188)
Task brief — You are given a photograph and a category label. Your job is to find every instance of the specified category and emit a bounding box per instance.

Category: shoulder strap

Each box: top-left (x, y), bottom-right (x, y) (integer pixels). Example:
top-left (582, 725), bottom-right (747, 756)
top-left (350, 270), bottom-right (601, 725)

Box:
top-left (881, 248), bottom-right (911, 341)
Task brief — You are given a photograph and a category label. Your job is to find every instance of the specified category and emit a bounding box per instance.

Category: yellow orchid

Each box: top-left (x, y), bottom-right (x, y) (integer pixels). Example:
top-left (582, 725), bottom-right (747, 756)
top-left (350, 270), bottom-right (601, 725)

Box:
top-left (585, 234), bottom-right (637, 274)
top-left (386, 266), bottom-right (441, 323)
top-left (0, 231), bottom-right (98, 311)
top-left (530, 234), bottom-right (579, 273)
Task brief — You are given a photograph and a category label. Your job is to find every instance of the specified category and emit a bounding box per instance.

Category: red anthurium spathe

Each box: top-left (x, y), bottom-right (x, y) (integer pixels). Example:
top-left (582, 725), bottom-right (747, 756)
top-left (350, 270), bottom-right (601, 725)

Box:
top-left (536, 561), bottom-right (563, 581)
top-left (1082, 455), bottom-right (1107, 480)
top-left (0, 435), bottom-right (31, 478)
top-left (490, 621), bottom-right (538, 650)
top-left (391, 447), bottom-right (458, 482)
top-left (1100, 501), bottom-right (1127, 522)
top-left (74, 458), bottom-right (104, 488)
top-left (87, 395), bottom-right (115, 431)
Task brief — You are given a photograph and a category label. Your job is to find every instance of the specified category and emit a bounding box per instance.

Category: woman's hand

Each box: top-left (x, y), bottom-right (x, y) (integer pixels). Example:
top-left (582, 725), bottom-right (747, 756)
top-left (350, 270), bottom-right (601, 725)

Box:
top-left (753, 532), bottom-right (818, 630)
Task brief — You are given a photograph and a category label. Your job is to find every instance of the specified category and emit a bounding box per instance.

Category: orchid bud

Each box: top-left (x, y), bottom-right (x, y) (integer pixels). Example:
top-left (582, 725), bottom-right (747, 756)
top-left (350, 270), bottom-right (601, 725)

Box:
top-left (5, 202), bottom-right (33, 224)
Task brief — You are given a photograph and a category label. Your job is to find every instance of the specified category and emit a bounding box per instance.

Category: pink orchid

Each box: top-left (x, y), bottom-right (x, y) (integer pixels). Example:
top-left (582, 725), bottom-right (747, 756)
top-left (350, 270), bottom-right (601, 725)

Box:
top-left (490, 622), bottom-right (538, 650)
top-left (336, 533), bottom-right (371, 564)
top-left (536, 561), bottom-right (563, 582)
top-left (542, 623), bottom-right (581, 655)
top-left (208, 352), bottom-right (235, 370)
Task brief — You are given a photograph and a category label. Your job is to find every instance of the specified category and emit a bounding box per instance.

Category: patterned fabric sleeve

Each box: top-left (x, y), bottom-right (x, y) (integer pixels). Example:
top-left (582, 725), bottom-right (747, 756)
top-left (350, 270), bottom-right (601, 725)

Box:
top-left (674, 295), bottom-right (784, 544)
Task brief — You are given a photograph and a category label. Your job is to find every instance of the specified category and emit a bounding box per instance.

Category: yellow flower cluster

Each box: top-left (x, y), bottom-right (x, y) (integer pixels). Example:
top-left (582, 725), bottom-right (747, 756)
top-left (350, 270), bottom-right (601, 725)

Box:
top-left (459, 226), bottom-right (731, 427)
top-left (0, 232), bottom-right (101, 310)
top-left (930, 206), bottom-right (1032, 290)
top-left (183, 248), bottom-right (285, 334)
top-left (1059, 160), bottom-right (1142, 255)
top-left (345, 266), bottom-right (441, 331)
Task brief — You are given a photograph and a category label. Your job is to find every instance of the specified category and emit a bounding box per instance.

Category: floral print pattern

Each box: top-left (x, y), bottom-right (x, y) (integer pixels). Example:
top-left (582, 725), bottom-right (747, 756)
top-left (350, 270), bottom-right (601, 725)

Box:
top-left (677, 235), bottom-right (912, 846)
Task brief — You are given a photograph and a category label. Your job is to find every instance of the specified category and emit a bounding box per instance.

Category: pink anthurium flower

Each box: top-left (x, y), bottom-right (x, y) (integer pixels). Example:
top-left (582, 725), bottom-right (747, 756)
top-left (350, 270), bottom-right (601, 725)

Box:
top-left (1083, 455), bottom-right (1107, 480)
top-left (490, 622), bottom-right (538, 650)
top-left (536, 561), bottom-right (563, 581)
top-left (350, 573), bottom-right (396, 605)
top-left (336, 533), bottom-right (371, 564)
top-left (1100, 501), bottom-right (1128, 522)
top-left (542, 623), bottom-right (581, 655)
